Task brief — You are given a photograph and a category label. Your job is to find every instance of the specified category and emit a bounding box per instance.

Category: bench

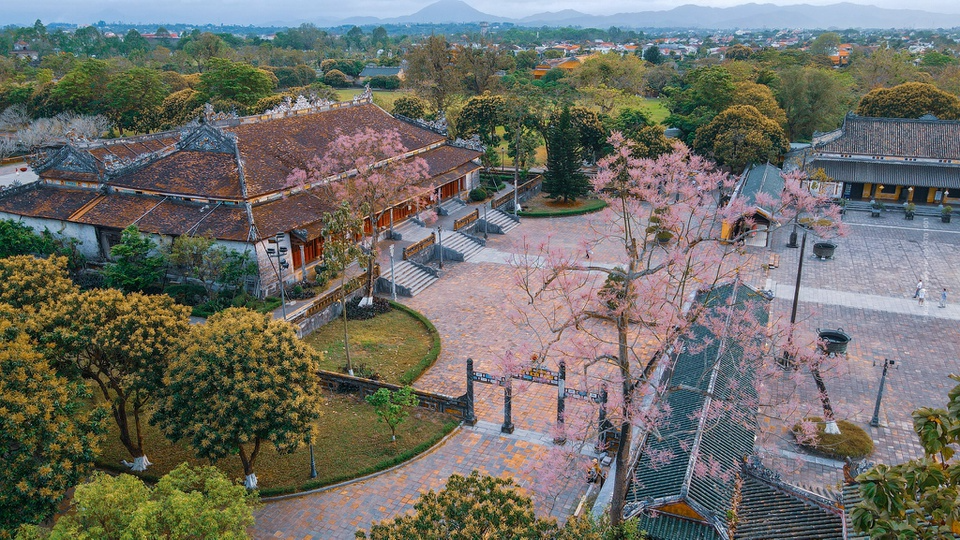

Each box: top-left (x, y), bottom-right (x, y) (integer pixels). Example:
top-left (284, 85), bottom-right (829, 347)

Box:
top-left (766, 253), bottom-right (781, 269)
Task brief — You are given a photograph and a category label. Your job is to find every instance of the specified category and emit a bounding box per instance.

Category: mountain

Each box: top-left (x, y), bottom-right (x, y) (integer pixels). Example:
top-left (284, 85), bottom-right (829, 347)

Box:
top-left (333, 0), bottom-right (960, 29)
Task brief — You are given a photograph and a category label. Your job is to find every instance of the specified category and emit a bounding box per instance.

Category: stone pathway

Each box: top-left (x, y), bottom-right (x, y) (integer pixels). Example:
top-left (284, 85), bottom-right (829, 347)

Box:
top-left (254, 207), bottom-right (960, 536)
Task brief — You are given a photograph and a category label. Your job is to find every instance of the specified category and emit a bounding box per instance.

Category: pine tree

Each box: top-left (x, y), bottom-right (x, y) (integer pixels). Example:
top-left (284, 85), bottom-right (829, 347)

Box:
top-left (544, 107), bottom-right (590, 203)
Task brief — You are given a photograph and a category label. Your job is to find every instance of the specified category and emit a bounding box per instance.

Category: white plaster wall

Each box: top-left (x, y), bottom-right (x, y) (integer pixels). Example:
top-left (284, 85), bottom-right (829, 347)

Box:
top-left (0, 212), bottom-right (101, 259)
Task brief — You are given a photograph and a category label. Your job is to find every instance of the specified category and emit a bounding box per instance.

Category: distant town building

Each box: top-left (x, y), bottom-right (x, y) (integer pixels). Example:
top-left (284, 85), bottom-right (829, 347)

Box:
top-left (11, 40), bottom-right (38, 61)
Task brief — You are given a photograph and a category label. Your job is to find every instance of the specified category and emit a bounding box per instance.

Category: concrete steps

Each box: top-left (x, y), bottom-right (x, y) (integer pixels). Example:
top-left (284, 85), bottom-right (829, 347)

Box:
top-left (440, 230), bottom-right (486, 261)
top-left (481, 208), bottom-right (520, 234)
top-left (378, 260), bottom-right (438, 297)
top-left (391, 220), bottom-right (431, 243)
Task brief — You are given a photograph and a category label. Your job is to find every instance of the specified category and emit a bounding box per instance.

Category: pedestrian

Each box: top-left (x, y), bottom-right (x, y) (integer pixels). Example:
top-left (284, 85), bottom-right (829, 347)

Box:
top-left (914, 279), bottom-right (924, 298)
top-left (940, 288), bottom-right (947, 308)
top-left (918, 287), bottom-right (926, 305)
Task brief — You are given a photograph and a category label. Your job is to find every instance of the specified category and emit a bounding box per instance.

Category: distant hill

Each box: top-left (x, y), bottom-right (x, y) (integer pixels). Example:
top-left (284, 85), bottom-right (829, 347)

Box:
top-left (339, 0), bottom-right (960, 29)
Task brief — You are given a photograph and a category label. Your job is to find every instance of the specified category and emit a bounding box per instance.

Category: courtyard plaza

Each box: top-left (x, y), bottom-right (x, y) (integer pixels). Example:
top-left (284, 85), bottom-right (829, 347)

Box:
top-left (253, 204), bottom-right (960, 539)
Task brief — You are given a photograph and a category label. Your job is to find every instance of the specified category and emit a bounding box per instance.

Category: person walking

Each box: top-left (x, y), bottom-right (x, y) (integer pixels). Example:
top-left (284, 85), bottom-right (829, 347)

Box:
top-left (914, 279), bottom-right (924, 298)
top-left (918, 287), bottom-right (926, 305)
top-left (940, 288), bottom-right (947, 308)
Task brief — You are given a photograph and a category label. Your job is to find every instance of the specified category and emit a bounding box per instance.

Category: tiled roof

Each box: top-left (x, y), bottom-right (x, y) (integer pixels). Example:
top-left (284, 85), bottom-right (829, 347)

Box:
top-left (626, 282), bottom-right (770, 538)
top-left (0, 184), bottom-right (100, 220)
top-left (359, 66), bottom-right (402, 77)
top-left (735, 163), bottom-right (784, 217)
top-left (809, 158), bottom-right (960, 189)
top-left (73, 193), bottom-right (250, 241)
top-left (817, 115), bottom-right (960, 159)
top-left (226, 103), bottom-right (446, 197)
top-left (417, 145), bottom-right (482, 186)
top-left (842, 484), bottom-right (869, 540)
top-left (636, 514), bottom-right (722, 540)
top-left (735, 471), bottom-right (843, 540)
top-left (251, 191), bottom-right (337, 238)
top-left (110, 151), bottom-right (242, 199)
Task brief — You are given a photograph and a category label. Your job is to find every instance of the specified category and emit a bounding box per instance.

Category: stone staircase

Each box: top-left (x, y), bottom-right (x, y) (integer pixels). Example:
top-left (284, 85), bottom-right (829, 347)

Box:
top-left (438, 198), bottom-right (466, 216)
top-left (390, 220), bottom-right (431, 242)
top-left (479, 208), bottom-right (520, 234)
top-left (378, 260), bottom-right (438, 297)
top-left (440, 230), bottom-right (486, 261)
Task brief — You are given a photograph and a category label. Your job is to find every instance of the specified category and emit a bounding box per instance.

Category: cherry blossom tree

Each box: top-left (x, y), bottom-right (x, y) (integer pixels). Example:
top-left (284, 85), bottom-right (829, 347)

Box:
top-left (288, 127), bottom-right (431, 305)
top-left (509, 134), bottom-right (842, 526)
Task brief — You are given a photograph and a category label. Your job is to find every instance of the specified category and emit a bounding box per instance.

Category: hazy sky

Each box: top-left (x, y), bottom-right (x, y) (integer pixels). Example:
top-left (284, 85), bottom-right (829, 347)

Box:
top-left (7, 0), bottom-right (960, 26)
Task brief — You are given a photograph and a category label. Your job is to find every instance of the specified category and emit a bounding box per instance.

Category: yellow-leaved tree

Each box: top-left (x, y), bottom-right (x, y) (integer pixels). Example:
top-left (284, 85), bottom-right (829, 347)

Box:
top-left (152, 308), bottom-right (324, 489)
top-left (0, 305), bottom-right (106, 537)
top-left (46, 288), bottom-right (191, 471)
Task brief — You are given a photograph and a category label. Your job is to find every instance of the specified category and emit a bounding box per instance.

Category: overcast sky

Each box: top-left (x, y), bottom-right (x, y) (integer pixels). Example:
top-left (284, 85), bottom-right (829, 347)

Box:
top-left (7, 0), bottom-right (960, 26)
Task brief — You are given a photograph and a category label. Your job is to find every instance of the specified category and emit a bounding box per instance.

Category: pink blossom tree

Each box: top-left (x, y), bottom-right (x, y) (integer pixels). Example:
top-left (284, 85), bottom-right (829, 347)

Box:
top-left (289, 128), bottom-right (432, 304)
top-left (509, 134), bottom-right (843, 526)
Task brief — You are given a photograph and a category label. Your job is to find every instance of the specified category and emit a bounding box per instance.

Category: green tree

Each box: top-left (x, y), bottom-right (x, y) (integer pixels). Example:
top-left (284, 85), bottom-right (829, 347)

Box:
top-left (570, 106), bottom-right (607, 164)
top-left (357, 471), bottom-right (615, 539)
top-left (643, 45), bottom-right (664, 65)
top-left (391, 95), bottom-right (429, 119)
top-left (49, 59), bottom-right (111, 116)
top-left (103, 225), bottom-right (166, 293)
top-left (731, 80), bottom-right (788, 127)
top-left (48, 289), bottom-right (190, 471)
top-left (121, 29), bottom-right (150, 57)
top-left (725, 43), bottom-right (754, 61)
top-left (544, 106), bottom-right (589, 203)
top-left (458, 92), bottom-right (506, 165)
top-left (569, 54), bottom-right (646, 94)
top-left (364, 386), bottom-right (419, 442)
top-left (852, 374), bottom-right (960, 537)
top-left (19, 464), bottom-right (257, 539)
top-left (664, 65), bottom-right (736, 145)
top-left (404, 35), bottom-right (461, 113)
top-left (809, 32), bottom-right (841, 57)
top-left (322, 69), bottom-right (349, 88)
top-left (611, 108), bottom-right (672, 160)
top-left (105, 68), bottom-right (167, 134)
top-left (199, 57), bottom-right (277, 109)
top-left (159, 88), bottom-right (204, 129)
top-left (857, 81), bottom-right (960, 120)
top-left (152, 308), bottom-right (323, 489)
top-left (0, 306), bottom-right (106, 538)
top-left (776, 66), bottom-right (854, 140)
top-left (182, 32), bottom-right (227, 73)
top-left (455, 46), bottom-right (509, 96)
top-left (166, 235), bottom-right (256, 300)
top-left (320, 202), bottom-right (370, 377)
top-left (693, 104), bottom-right (789, 172)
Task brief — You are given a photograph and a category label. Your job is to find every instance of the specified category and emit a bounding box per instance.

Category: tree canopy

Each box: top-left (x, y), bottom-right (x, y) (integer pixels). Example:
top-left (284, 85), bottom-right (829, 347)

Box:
top-left (0, 306), bottom-right (105, 537)
top-left (856, 81), bottom-right (960, 120)
top-left (103, 225), bottom-right (166, 293)
top-left (693, 104), bottom-right (790, 172)
top-left (17, 464), bottom-right (257, 539)
top-left (544, 106), bottom-right (589, 203)
top-left (152, 308), bottom-right (323, 489)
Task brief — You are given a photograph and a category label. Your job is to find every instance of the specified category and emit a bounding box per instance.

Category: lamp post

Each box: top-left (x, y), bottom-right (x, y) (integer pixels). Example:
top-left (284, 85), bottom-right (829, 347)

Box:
top-left (389, 244), bottom-right (397, 301)
top-left (870, 359), bottom-right (896, 427)
top-left (513, 171), bottom-right (519, 215)
top-left (436, 227), bottom-right (443, 269)
top-left (308, 440), bottom-right (317, 478)
top-left (500, 146), bottom-right (505, 172)
top-left (266, 233), bottom-right (289, 320)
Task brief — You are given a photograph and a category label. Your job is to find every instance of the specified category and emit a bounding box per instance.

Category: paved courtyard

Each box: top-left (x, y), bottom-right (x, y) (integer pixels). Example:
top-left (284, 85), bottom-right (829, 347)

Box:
top-left (253, 206), bottom-right (960, 538)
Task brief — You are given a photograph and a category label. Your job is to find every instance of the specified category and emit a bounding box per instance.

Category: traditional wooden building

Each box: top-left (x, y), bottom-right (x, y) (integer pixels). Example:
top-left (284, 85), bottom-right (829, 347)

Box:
top-left (623, 282), bottom-right (845, 539)
top-left (809, 114), bottom-right (960, 206)
top-left (721, 163), bottom-right (785, 246)
top-left (0, 94), bottom-right (481, 296)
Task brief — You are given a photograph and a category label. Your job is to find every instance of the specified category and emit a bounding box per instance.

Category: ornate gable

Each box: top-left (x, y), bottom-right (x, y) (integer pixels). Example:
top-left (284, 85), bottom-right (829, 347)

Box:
top-left (177, 123), bottom-right (237, 154)
top-left (32, 145), bottom-right (100, 177)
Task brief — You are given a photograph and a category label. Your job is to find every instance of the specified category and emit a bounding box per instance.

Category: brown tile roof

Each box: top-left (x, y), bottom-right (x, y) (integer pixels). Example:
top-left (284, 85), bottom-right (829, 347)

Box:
top-left (109, 151), bottom-right (242, 199)
top-left (226, 104), bottom-right (446, 197)
top-left (251, 191), bottom-right (337, 238)
top-left (818, 115), bottom-right (960, 159)
top-left (86, 133), bottom-right (181, 168)
top-left (44, 170), bottom-right (99, 183)
top-left (0, 184), bottom-right (100, 220)
top-left (418, 145), bottom-right (482, 180)
top-left (74, 192), bottom-right (250, 241)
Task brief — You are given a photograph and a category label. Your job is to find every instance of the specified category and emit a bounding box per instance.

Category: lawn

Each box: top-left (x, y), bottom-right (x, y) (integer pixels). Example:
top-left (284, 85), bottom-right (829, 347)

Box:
top-left (641, 97), bottom-right (670, 125)
top-left (94, 393), bottom-right (457, 496)
top-left (303, 305), bottom-right (436, 385)
top-left (334, 88), bottom-right (411, 112)
top-left (519, 193), bottom-right (607, 217)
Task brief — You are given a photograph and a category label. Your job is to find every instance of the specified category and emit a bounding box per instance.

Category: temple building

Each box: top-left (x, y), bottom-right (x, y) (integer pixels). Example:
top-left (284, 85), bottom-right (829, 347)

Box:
top-left (0, 93), bottom-right (481, 296)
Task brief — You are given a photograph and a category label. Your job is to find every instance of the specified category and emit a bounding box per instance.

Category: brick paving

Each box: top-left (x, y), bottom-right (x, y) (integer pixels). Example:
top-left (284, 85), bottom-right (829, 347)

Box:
top-left (254, 207), bottom-right (960, 537)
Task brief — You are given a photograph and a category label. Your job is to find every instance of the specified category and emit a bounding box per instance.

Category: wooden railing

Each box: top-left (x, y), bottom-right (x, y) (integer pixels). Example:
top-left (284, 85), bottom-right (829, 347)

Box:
top-left (403, 233), bottom-right (436, 260)
top-left (290, 265), bottom-right (379, 325)
top-left (453, 209), bottom-right (479, 231)
top-left (517, 174), bottom-right (543, 197)
top-left (491, 191), bottom-right (513, 210)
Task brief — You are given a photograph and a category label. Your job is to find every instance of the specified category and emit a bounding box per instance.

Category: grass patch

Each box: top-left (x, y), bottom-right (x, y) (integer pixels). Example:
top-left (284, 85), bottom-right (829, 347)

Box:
top-left (641, 97), bottom-right (670, 125)
top-left (93, 392), bottom-right (456, 495)
top-left (303, 302), bottom-right (437, 385)
top-left (792, 417), bottom-right (875, 460)
top-left (334, 88), bottom-right (411, 112)
top-left (518, 194), bottom-right (608, 218)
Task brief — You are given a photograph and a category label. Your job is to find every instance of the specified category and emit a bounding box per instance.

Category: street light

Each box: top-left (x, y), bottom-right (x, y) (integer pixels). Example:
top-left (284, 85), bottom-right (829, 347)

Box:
top-left (309, 439), bottom-right (317, 478)
top-left (389, 244), bottom-right (397, 301)
top-left (870, 358), bottom-right (897, 427)
top-left (436, 226), bottom-right (443, 269)
top-left (483, 202), bottom-right (489, 240)
top-left (266, 233), bottom-right (289, 320)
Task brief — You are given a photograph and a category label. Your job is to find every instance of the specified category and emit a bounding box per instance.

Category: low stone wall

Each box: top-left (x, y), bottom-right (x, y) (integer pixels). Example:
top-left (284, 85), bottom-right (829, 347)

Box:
top-left (291, 267), bottom-right (378, 335)
top-left (315, 370), bottom-right (470, 420)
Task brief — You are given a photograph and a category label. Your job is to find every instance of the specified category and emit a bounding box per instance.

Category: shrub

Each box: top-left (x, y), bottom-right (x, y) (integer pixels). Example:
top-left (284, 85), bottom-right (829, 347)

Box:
top-left (323, 69), bottom-right (350, 88)
top-left (469, 187), bottom-right (488, 202)
top-left (340, 362), bottom-right (381, 380)
top-left (346, 296), bottom-right (392, 320)
top-left (792, 416), bottom-right (874, 459)
top-left (164, 283), bottom-right (208, 306)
